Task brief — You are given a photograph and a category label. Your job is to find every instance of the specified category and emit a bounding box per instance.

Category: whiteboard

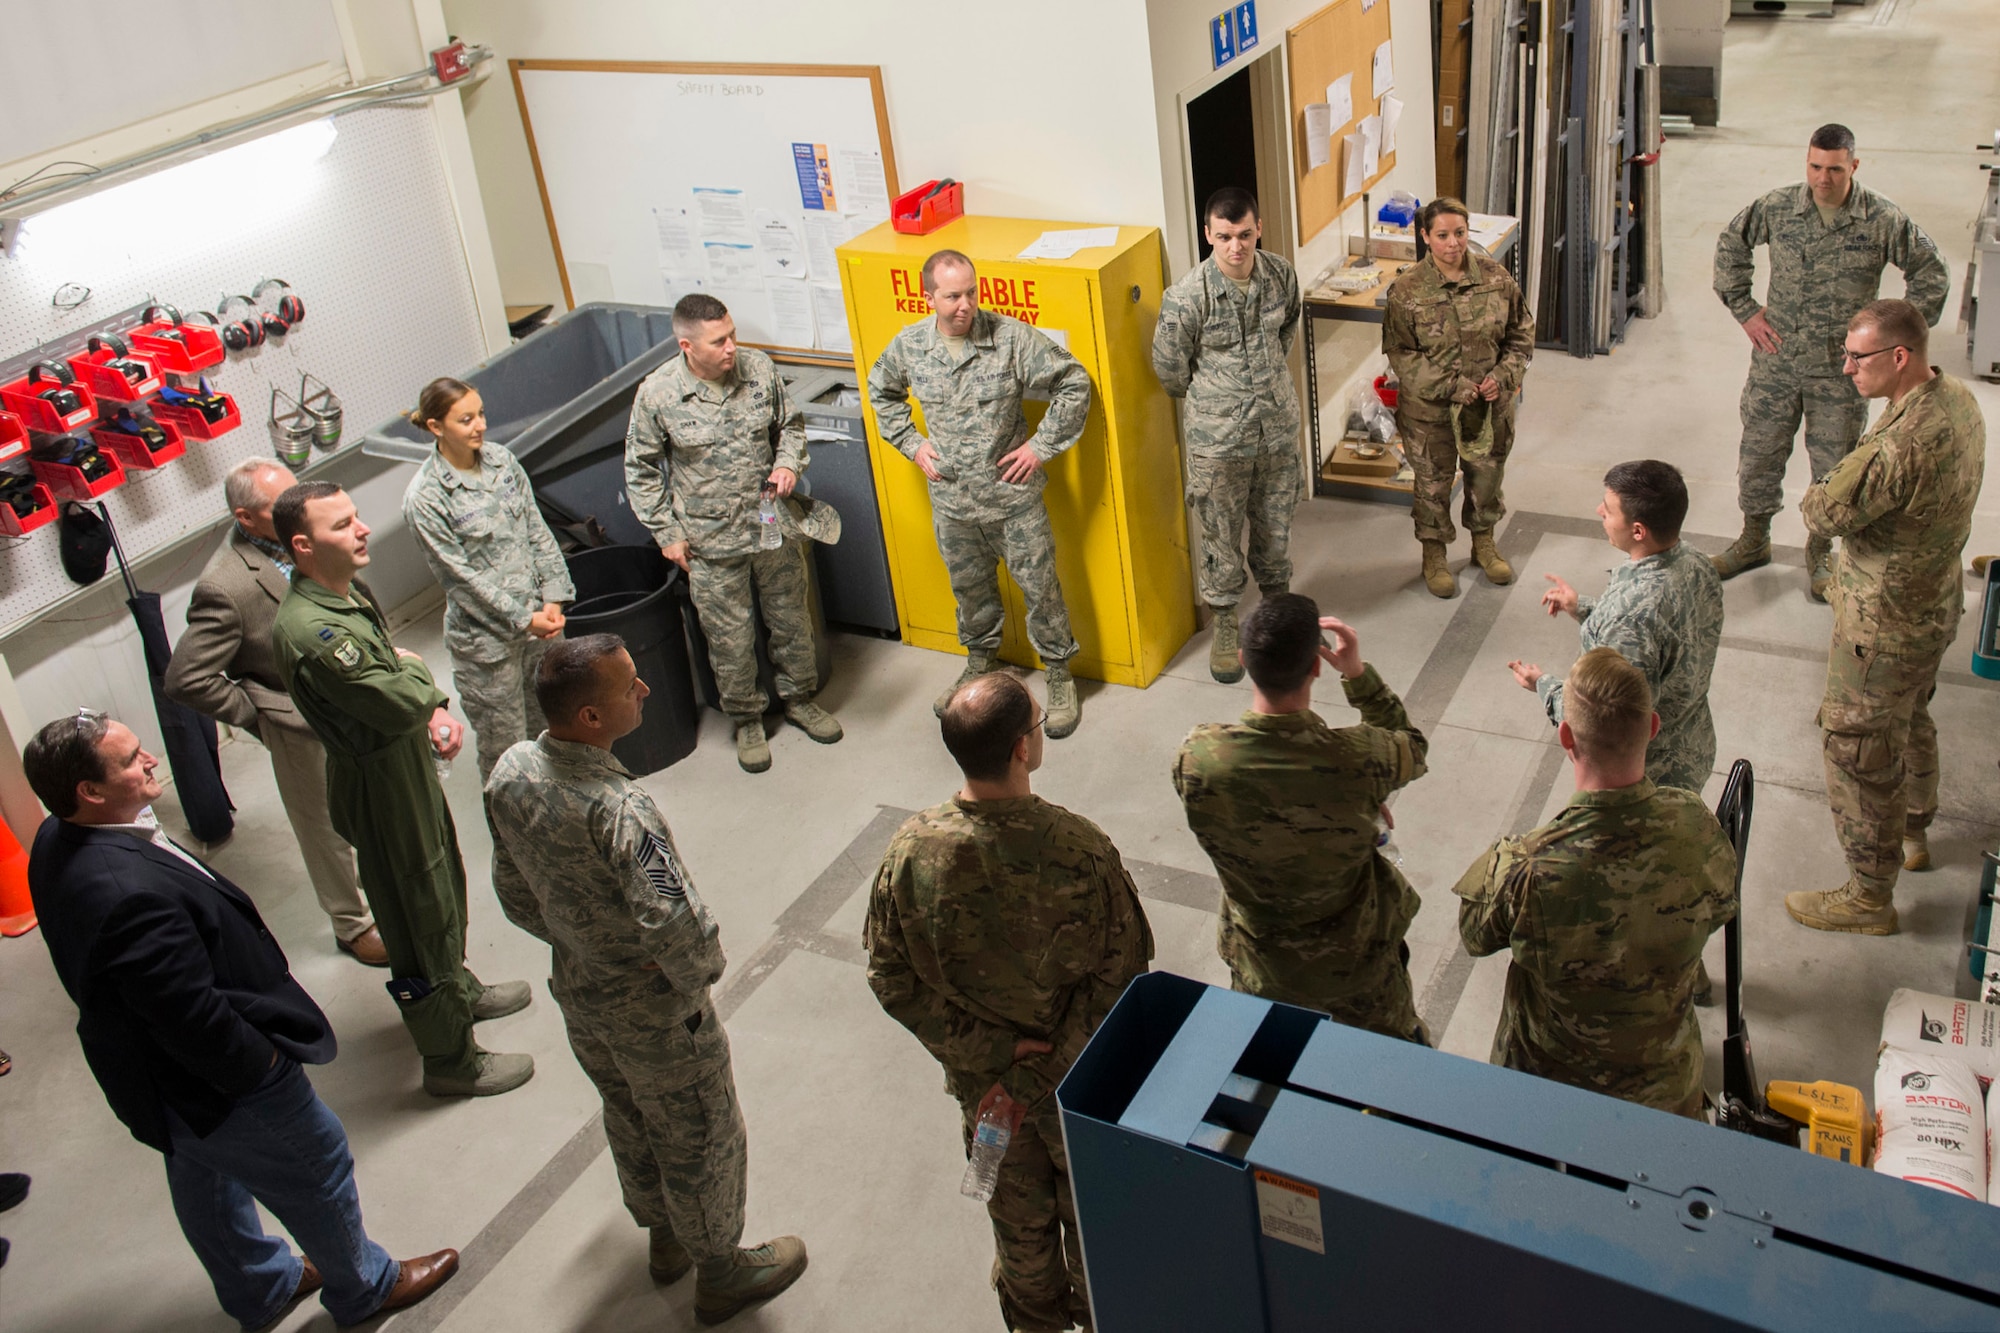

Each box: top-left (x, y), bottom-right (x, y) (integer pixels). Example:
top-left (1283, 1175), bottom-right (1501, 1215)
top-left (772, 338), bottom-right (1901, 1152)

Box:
top-left (512, 62), bottom-right (900, 356)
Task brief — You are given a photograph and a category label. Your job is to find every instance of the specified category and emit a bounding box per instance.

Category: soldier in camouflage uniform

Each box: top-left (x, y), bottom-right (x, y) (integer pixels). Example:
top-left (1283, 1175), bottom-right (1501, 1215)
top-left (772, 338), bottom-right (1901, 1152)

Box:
top-left (403, 379), bottom-right (575, 781)
top-left (484, 634), bottom-right (808, 1323)
top-left (1382, 198), bottom-right (1535, 599)
top-left (627, 294), bottom-right (840, 774)
top-left (270, 482), bottom-right (535, 1099)
top-left (1510, 461), bottom-right (1724, 795)
top-left (1788, 299), bottom-right (1985, 935)
top-left (1151, 188), bottom-right (1304, 683)
top-left (867, 249), bottom-right (1094, 738)
top-left (865, 672), bottom-right (1154, 1332)
top-left (1455, 647), bottom-right (1737, 1118)
top-left (1173, 595), bottom-right (1428, 1037)
top-left (1712, 124), bottom-right (1949, 599)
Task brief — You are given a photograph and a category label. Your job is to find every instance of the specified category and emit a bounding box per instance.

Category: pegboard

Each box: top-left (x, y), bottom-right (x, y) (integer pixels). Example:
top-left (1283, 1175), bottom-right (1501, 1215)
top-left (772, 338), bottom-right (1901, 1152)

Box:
top-left (0, 103), bottom-right (487, 636)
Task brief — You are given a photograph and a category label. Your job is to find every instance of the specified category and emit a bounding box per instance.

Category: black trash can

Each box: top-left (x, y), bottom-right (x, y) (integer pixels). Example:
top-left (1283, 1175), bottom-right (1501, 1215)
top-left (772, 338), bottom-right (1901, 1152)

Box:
top-left (564, 546), bottom-right (700, 774)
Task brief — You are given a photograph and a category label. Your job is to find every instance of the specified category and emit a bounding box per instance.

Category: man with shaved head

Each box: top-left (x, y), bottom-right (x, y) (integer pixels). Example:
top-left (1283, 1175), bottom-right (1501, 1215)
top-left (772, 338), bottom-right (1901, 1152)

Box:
top-left (865, 671), bottom-right (1153, 1331)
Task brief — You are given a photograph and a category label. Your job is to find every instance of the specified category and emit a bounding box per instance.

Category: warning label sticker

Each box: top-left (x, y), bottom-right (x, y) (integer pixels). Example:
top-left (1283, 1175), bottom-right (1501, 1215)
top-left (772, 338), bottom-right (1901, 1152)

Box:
top-left (1254, 1170), bottom-right (1325, 1254)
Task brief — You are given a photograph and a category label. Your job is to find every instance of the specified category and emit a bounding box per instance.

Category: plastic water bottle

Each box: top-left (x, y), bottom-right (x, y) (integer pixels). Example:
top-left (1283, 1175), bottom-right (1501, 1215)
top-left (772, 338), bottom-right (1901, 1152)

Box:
top-left (433, 724), bottom-right (453, 784)
top-left (1375, 814), bottom-right (1404, 869)
top-left (758, 494), bottom-right (782, 550)
top-left (960, 1106), bottom-right (1012, 1202)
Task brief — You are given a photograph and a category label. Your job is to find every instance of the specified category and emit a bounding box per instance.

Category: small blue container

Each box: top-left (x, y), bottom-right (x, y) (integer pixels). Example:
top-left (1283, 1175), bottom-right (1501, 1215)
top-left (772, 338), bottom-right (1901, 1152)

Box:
top-left (1975, 561), bottom-right (2000, 680)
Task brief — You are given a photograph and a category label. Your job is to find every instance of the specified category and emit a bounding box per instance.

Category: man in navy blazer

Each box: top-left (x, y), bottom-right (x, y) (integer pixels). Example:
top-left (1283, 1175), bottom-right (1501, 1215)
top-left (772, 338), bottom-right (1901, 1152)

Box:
top-left (24, 709), bottom-right (459, 1329)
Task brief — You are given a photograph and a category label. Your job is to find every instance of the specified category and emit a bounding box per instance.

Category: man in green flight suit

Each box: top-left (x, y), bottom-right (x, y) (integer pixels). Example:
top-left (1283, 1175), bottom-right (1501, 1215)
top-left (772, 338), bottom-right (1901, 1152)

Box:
top-left (269, 481), bottom-right (535, 1098)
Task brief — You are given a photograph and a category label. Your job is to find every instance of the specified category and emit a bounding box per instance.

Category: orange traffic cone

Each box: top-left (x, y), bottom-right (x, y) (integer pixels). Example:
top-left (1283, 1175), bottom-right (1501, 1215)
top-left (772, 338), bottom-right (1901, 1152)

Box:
top-left (0, 816), bottom-right (35, 937)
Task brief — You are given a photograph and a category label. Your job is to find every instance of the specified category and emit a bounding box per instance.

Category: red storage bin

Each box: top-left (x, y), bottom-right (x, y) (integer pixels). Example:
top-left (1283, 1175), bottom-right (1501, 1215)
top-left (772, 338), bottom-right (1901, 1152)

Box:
top-left (891, 179), bottom-right (964, 235)
top-left (92, 416), bottom-right (186, 470)
top-left (126, 305), bottom-right (226, 374)
top-left (30, 448), bottom-right (126, 502)
top-left (67, 334), bottom-right (163, 402)
top-left (1, 362), bottom-right (97, 433)
top-left (151, 385), bottom-right (241, 440)
top-left (0, 412), bottom-right (26, 465)
top-left (1373, 375), bottom-right (1399, 409)
top-left (0, 479), bottom-right (57, 537)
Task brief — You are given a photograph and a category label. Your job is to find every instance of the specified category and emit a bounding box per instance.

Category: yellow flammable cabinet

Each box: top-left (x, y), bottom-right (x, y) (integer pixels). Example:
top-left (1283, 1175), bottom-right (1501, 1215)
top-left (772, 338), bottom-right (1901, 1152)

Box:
top-left (835, 216), bottom-right (1193, 689)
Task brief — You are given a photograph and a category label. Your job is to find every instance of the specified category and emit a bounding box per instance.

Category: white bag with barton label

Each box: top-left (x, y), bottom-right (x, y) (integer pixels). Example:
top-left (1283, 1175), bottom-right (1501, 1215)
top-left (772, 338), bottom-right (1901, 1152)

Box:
top-left (1879, 988), bottom-right (2000, 1086)
top-left (1873, 1050), bottom-right (1986, 1202)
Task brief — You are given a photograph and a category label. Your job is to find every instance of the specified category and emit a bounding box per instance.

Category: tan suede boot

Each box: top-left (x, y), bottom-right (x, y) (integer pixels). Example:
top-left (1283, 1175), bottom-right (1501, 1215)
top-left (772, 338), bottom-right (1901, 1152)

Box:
top-left (1784, 880), bottom-right (1899, 935)
top-left (1471, 532), bottom-right (1514, 585)
top-left (1712, 514), bottom-right (1773, 579)
top-left (1208, 606), bottom-right (1245, 683)
top-left (1903, 831), bottom-right (1932, 872)
top-left (933, 653), bottom-right (996, 718)
top-left (1420, 541), bottom-right (1456, 599)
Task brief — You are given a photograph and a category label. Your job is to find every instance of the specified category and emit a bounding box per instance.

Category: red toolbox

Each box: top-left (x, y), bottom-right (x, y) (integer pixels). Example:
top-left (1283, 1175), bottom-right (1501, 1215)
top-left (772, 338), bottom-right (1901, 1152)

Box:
top-left (67, 334), bottom-right (163, 402)
top-left (1, 362), bottom-right (97, 433)
top-left (891, 179), bottom-right (964, 235)
top-left (151, 380), bottom-right (241, 440)
top-left (126, 304), bottom-right (226, 374)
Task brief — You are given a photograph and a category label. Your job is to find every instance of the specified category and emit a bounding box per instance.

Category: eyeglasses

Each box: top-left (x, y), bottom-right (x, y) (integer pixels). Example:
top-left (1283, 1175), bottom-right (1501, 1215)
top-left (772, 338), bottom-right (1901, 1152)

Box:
top-left (1841, 345), bottom-right (1903, 366)
top-left (74, 706), bottom-right (105, 731)
top-left (1022, 708), bottom-right (1047, 741)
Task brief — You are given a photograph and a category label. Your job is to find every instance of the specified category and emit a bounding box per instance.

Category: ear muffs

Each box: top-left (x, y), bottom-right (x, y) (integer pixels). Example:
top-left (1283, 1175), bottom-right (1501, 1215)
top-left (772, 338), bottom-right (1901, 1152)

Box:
top-left (252, 278), bottom-right (304, 328)
top-left (88, 334), bottom-right (150, 385)
top-left (142, 303), bottom-right (183, 328)
top-left (28, 361), bottom-right (82, 415)
top-left (216, 294), bottom-right (265, 352)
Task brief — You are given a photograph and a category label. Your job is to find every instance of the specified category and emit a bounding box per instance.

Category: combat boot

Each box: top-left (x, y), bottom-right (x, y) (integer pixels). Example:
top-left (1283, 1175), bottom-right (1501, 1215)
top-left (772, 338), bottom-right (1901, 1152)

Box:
top-left (1784, 880), bottom-right (1899, 935)
top-left (1420, 541), bottom-right (1456, 599)
top-left (782, 699), bottom-right (843, 744)
top-left (1806, 535), bottom-right (1833, 603)
top-left (1208, 606), bottom-right (1245, 684)
top-left (1470, 532), bottom-right (1514, 585)
top-left (933, 653), bottom-right (996, 718)
top-left (470, 979), bottom-right (531, 1021)
top-left (1044, 661), bottom-right (1081, 739)
top-left (733, 717), bottom-right (771, 774)
top-left (1711, 514), bottom-right (1772, 580)
top-left (1904, 830), bottom-right (1933, 872)
top-left (694, 1236), bottom-right (808, 1325)
top-left (423, 1050), bottom-right (535, 1098)
top-left (649, 1227), bottom-right (692, 1284)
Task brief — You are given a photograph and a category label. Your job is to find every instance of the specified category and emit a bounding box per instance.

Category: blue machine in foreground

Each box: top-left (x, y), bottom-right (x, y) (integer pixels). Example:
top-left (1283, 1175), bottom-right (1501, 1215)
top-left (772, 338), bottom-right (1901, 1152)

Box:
top-left (1059, 972), bottom-right (2000, 1331)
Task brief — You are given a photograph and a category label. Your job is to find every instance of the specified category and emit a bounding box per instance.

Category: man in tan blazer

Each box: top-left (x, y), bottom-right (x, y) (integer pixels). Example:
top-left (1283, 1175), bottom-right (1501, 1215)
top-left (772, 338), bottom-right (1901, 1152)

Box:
top-left (166, 458), bottom-right (386, 965)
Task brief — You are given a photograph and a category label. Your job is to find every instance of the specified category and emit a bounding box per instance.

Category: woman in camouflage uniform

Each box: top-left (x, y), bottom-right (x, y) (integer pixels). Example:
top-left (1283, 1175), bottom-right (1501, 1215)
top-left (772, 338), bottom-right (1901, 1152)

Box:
top-left (1382, 198), bottom-right (1536, 599)
top-left (403, 377), bottom-right (576, 779)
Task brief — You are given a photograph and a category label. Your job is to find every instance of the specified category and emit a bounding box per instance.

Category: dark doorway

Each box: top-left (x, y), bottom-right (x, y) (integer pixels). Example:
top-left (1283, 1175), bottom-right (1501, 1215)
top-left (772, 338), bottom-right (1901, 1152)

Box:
top-left (1186, 67), bottom-right (1258, 263)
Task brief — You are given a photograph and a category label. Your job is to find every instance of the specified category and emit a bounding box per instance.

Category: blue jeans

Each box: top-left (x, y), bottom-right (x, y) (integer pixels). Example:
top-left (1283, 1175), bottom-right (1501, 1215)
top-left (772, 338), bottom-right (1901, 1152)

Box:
top-left (163, 1058), bottom-right (399, 1328)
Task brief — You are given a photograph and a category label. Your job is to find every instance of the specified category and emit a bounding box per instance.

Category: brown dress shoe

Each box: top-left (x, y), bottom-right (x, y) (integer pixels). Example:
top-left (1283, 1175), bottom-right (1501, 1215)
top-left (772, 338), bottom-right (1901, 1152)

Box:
top-left (375, 1249), bottom-right (460, 1316)
top-left (337, 926), bottom-right (389, 967)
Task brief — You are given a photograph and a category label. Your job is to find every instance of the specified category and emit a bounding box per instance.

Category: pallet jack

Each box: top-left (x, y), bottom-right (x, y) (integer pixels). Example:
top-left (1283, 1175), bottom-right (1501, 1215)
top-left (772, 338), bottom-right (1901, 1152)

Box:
top-left (1711, 758), bottom-right (1806, 1145)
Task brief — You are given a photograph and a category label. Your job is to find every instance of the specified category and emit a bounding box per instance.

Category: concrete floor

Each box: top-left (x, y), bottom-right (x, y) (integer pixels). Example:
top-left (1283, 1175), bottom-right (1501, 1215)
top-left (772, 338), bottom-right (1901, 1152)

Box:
top-left (5, 2), bottom-right (2000, 1327)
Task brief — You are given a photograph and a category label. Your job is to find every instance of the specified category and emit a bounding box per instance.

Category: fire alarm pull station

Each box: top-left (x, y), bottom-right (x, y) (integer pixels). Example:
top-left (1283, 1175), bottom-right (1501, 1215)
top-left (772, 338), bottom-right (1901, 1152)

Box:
top-left (432, 41), bottom-right (472, 83)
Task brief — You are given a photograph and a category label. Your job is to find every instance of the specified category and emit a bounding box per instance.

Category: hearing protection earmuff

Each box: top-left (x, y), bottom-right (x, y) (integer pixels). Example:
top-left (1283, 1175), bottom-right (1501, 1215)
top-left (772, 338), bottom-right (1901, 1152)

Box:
top-left (252, 278), bottom-right (304, 333)
top-left (216, 295), bottom-right (265, 352)
top-left (28, 361), bottom-right (82, 415)
top-left (88, 334), bottom-right (151, 386)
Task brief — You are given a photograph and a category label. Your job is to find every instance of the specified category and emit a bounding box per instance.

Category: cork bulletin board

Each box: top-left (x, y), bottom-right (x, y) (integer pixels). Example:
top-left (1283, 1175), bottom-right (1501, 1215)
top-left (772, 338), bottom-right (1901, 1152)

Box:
top-left (1289, 0), bottom-right (1399, 245)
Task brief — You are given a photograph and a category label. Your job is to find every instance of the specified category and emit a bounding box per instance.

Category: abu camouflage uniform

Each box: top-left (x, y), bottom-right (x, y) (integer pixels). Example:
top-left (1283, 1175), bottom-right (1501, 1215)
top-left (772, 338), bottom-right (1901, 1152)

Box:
top-left (1801, 371), bottom-right (1985, 898)
top-left (626, 348), bottom-right (819, 720)
top-left (1381, 253), bottom-right (1535, 543)
top-left (1172, 665), bottom-right (1429, 1038)
top-left (403, 443), bottom-right (575, 779)
top-left (1152, 251), bottom-right (1304, 607)
top-left (867, 309), bottom-right (1092, 664)
top-left (485, 734), bottom-right (745, 1260)
top-left (865, 795), bottom-right (1154, 1333)
top-left (1455, 780), bottom-right (1738, 1118)
top-left (1714, 182), bottom-right (1949, 518)
top-left (1537, 542), bottom-right (1725, 794)
top-left (272, 577), bottom-right (484, 1080)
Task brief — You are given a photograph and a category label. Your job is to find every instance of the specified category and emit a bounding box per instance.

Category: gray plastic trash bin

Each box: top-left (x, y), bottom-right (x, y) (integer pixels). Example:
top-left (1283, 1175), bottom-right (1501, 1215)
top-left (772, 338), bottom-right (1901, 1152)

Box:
top-left (683, 541), bottom-right (835, 714)
top-left (564, 545), bottom-right (699, 774)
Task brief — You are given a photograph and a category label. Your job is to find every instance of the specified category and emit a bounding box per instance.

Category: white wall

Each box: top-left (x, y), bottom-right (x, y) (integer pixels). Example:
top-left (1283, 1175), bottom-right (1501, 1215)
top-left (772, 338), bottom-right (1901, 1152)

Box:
top-left (441, 0), bottom-right (1168, 308)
